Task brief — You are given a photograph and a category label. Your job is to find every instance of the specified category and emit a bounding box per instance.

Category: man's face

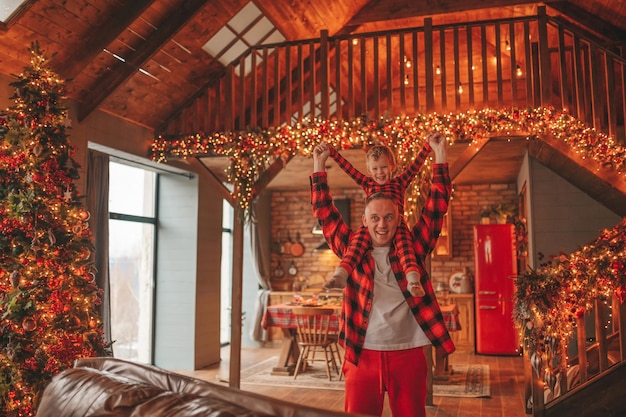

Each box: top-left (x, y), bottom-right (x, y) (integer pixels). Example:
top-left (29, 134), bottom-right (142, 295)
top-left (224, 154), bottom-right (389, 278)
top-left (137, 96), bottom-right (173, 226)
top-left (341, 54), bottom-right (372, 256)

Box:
top-left (362, 197), bottom-right (399, 247)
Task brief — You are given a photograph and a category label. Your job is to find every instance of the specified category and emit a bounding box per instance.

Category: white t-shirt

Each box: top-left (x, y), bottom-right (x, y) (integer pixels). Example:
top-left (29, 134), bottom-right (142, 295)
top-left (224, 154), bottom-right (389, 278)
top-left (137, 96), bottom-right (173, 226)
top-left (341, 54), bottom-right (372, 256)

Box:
top-left (363, 247), bottom-right (430, 350)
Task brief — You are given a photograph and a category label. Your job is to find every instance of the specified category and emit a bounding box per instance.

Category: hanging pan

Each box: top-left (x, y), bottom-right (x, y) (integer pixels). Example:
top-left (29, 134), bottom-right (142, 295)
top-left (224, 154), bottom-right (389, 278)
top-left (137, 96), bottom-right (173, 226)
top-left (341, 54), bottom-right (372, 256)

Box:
top-left (281, 231), bottom-right (292, 255)
top-left (290, 232), bottom-right (305, 257)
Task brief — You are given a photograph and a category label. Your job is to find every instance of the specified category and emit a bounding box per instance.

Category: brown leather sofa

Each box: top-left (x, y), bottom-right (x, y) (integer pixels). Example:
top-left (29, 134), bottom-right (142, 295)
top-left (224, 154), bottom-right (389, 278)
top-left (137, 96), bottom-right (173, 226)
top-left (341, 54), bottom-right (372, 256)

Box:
top-left (37, 357), bottom-right (364, 417)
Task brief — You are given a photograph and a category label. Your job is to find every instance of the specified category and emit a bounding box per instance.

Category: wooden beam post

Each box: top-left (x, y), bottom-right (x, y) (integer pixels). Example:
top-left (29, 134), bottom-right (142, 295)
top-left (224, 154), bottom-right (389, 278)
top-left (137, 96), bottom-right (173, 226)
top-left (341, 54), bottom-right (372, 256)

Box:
top-left (228, 217), bottom-right (244, 388)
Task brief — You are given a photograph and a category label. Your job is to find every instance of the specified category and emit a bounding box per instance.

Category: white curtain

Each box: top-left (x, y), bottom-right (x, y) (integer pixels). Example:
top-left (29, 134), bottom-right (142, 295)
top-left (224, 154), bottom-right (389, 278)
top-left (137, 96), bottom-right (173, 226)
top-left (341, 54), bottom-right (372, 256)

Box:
top-left (250, 192), bottom-right (272, 343)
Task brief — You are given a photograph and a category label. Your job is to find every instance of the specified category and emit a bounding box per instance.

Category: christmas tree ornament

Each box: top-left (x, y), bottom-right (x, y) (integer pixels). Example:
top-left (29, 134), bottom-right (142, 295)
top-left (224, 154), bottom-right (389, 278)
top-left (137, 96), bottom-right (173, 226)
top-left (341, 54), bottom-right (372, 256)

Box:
top-left (530, 352), bottom-right (542, 378)
top-left (10, 271), bottom-right (20, 288)
top-left (78, 210), bottom-right (90, 221)
top-left (22, 318), bottom-right (37, 332)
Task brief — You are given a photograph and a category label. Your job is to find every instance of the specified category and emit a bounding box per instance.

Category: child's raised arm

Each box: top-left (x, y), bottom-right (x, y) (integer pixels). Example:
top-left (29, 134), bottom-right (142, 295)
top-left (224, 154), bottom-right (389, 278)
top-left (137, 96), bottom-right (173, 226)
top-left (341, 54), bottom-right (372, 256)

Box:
top-left (394, 140), bottom-right (432, 186)
top-left (328, 143), bottom-right (370, 188)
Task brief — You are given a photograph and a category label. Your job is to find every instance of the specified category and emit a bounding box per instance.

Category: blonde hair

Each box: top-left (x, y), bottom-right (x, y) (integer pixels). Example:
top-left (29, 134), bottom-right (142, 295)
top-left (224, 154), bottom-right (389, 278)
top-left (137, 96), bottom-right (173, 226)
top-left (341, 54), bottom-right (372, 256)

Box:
top-left (366, 145), bottom-right (396, 170)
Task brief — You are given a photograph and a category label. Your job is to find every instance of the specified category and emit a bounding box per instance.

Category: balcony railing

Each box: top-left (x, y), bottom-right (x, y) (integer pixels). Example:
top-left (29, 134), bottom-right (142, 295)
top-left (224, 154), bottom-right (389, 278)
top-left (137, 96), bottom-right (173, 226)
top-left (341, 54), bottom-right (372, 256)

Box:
top-left (160, 6), bottom-right (625, 144)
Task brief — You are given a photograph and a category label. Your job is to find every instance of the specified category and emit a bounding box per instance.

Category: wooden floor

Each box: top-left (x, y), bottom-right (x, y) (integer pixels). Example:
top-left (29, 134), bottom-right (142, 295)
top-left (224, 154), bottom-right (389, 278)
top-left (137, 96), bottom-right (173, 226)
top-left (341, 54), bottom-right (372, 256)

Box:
top-left (183, 343), bottom-right (530, 417)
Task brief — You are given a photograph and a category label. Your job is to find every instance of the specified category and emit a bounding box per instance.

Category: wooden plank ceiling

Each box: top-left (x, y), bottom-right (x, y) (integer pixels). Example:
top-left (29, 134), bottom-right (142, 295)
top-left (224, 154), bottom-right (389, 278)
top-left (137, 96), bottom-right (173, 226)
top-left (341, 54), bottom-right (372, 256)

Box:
top-left (0, 0), bottom-right (625, 210)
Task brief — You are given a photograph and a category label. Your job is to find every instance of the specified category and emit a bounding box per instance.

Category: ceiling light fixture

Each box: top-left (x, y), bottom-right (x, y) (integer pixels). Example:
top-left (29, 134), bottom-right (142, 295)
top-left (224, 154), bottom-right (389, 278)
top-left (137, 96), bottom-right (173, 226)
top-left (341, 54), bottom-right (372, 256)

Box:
top-left (516, 65), bottom-right (523, 77)
top-left (435, 65), bottom-right (441, 75)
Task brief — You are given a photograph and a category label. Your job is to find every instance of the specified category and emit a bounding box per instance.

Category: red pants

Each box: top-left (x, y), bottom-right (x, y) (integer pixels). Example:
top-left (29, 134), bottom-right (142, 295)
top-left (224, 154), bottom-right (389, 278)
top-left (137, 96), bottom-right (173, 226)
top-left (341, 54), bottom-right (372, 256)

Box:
top-left (343, 347), bottom-right (427, 417)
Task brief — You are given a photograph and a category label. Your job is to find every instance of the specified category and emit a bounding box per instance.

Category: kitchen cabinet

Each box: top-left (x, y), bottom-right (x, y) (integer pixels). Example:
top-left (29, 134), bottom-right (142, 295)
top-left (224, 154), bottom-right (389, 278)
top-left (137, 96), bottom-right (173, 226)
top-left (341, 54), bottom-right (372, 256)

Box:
top-left (448, 293), bottom-right (475, 350)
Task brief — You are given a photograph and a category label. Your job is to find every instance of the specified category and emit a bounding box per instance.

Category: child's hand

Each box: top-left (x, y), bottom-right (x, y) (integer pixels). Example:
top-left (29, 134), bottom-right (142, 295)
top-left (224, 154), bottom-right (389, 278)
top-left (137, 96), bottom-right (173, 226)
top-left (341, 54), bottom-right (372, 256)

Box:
top-left (427, 132), bottom-right (445, 146)
top-left (427, 132), bottom-right (447, 163)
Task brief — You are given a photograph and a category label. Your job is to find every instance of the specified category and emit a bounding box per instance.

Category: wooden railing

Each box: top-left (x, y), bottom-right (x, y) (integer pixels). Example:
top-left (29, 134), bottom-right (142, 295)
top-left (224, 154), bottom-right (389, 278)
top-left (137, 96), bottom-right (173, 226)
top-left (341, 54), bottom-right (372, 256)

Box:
top-left (159, 6), bottom-right (625, 144)
top-left (526, 295), bottom-right (626, 416)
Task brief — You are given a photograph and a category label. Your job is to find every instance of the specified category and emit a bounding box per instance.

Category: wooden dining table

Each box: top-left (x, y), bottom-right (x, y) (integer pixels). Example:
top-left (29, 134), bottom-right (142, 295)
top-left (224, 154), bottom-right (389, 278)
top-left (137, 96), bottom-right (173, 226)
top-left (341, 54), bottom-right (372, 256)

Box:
top-left (262, 302), bottom-right (341, 375)
top-left (262, 301), bottom-right (461, 376)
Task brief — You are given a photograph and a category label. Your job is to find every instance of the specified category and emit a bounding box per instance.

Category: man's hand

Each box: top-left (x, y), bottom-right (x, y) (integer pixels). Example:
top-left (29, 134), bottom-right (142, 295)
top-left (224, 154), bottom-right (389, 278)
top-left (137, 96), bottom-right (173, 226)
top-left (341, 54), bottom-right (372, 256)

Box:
top-left (313, 142), bottom-right (331, 172)
top-left (427, 132), bottom-right (447, 164)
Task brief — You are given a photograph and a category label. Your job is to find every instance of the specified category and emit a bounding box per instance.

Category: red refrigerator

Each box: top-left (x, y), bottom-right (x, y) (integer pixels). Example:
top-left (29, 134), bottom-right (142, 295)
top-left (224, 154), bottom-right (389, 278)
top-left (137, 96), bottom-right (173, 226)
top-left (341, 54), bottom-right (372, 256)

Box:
top-left (473, 224), bottom-right (520, 355)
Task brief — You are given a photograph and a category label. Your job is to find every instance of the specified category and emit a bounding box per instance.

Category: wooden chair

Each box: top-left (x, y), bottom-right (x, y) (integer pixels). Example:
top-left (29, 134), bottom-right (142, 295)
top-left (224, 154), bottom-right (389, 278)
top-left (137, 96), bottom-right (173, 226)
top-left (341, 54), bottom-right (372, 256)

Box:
top-left (292, 307), bottom-right (341, 380)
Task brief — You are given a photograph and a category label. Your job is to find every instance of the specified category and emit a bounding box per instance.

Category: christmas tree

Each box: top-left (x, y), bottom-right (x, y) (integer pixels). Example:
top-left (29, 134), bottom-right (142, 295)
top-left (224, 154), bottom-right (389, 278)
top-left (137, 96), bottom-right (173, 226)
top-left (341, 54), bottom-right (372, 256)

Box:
top-left (0, 43), bottom-right (110, 416)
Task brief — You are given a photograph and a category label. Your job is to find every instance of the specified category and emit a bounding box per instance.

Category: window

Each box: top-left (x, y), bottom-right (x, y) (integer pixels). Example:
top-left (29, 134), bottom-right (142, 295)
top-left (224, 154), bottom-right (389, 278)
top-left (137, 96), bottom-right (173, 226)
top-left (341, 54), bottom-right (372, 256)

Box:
top-left (221, 200), bottom-right (234, 345)
top-left (202, 1), bottom-right (285, 75)
top-left (0, 1), bottom-right (27, 23)
top-left (108, 161), bottom-right (157, 363)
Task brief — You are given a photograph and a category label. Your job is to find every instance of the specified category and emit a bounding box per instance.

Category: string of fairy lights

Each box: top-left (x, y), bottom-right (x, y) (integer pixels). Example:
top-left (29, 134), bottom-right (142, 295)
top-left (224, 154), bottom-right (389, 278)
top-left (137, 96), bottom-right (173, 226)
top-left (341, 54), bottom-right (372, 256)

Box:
top-left (514, 217), bottom-right (625, 394)
top-left (151, 105), bottom-right (626, 394)
top-left (151, 106), bottom-right (625, 222)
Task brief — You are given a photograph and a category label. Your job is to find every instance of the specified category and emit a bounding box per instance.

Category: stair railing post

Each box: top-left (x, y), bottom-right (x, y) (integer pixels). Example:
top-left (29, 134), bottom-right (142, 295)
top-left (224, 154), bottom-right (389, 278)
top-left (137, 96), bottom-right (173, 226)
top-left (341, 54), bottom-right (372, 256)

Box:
top-left (537, 6), bottom-right (553, 107)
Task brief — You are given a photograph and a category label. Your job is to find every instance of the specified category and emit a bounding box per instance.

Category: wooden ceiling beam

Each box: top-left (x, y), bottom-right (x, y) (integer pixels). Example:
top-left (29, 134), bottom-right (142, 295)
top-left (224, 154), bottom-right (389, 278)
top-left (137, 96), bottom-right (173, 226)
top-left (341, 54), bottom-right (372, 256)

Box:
top-left (53, 0), bottom-right (156, 79)
top-left (529, 135), bottom-right (626, 216)
top-left (189, 157), bottom-right (234, 206)
top-left (252, 155), bottom-right (294, 198)
top-left (344, 0), bottom-right (538, 28)
top-left (449, 136), bottom-right (492, 181)
top-left (77, 0), bottom-right (211, 123)
top-left (547, 1), bottom-right (626, 45)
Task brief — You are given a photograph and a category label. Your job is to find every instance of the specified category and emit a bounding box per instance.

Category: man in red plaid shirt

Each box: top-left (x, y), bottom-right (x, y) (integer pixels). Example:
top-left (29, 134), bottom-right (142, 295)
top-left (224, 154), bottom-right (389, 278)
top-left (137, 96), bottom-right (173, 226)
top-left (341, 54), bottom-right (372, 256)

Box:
top-left (310, 133), bottom-right (455, 417)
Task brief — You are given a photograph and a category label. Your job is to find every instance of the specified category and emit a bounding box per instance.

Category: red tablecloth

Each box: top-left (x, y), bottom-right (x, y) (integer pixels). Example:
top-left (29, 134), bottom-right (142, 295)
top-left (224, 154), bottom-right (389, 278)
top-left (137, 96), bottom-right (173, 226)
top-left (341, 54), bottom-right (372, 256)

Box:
top-left (440, 303), bottom-right (461, 332)
top-left (262, 303), bottom-right (340, 331)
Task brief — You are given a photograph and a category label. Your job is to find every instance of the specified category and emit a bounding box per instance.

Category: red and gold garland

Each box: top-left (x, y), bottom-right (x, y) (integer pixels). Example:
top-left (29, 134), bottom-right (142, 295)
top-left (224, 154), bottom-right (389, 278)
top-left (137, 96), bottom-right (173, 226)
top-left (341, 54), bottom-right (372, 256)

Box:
top-left (151, 106), bottom-right (625, 221)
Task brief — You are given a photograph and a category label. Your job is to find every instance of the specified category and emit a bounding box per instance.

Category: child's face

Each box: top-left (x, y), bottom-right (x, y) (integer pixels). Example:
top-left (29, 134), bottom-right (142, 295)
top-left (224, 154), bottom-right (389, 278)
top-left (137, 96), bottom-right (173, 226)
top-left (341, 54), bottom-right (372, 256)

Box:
top-left (367, 155), bottom-right (394, 185)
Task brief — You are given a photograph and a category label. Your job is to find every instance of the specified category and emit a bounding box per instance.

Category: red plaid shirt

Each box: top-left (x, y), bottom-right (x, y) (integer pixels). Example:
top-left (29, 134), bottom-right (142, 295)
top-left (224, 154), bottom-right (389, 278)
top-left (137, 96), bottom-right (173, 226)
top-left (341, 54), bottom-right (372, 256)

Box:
top-left (310, 163), bottom-right (455, 365)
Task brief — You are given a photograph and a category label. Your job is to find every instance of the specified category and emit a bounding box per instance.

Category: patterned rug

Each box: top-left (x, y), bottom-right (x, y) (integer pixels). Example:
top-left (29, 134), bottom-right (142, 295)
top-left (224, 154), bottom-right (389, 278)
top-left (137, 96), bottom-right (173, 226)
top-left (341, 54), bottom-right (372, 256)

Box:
top-left (237, 357), bottom-right (490, 398)
top-left (433, 363), bottom-right (491, 398)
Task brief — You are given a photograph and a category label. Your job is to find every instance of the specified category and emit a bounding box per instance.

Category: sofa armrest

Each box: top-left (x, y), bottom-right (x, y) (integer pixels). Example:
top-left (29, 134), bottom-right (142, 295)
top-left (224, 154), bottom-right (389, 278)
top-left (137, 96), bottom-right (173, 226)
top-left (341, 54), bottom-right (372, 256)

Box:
top-left (38, 357), bottom-right (365, 417)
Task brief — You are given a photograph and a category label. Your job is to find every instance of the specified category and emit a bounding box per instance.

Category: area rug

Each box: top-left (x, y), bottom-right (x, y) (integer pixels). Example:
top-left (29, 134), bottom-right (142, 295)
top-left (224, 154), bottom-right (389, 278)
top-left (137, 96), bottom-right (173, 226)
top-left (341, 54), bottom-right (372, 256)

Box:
top-left (433, 364), bottom-right (491, 398)
top-left (238, 357), bottom-right (490, 397)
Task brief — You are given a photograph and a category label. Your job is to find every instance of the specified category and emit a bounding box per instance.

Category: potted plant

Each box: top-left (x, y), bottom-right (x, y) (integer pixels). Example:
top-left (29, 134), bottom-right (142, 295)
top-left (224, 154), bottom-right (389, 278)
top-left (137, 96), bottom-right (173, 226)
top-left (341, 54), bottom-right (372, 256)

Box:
top-left (490, 203), bottom-right (516, 224)
top-left (479, 208), bottom-right (492, 224)
top-left (480, 203), bottom-right (516, 224)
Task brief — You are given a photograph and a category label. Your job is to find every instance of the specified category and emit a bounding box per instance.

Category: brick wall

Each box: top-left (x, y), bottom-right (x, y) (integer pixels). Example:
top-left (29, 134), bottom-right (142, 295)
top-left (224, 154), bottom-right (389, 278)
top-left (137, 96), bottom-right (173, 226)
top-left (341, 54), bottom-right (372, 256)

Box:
top-left (270, 182), bottom-right (518, 291)
top-left (269, 187), bottom-right (365, 289)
